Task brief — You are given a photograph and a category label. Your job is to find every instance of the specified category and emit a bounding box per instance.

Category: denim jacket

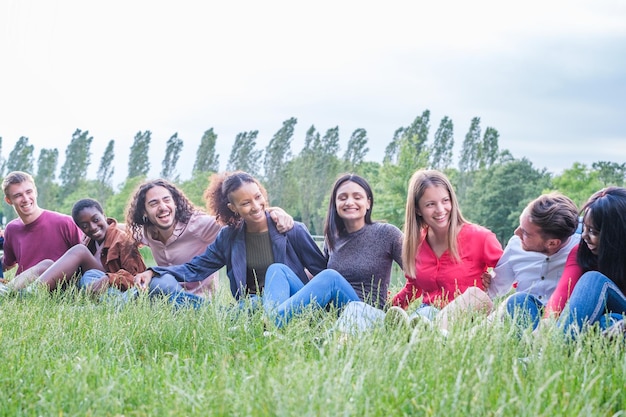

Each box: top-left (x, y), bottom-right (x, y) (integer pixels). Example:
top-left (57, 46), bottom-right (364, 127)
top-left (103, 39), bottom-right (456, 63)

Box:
top-left (151, 212), bottom-right (327, 299)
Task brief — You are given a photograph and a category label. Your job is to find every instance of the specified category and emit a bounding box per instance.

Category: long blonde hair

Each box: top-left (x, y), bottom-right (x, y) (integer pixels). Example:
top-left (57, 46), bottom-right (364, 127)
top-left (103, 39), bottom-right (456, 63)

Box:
top-left (402, 169), bottom-right (467, 278)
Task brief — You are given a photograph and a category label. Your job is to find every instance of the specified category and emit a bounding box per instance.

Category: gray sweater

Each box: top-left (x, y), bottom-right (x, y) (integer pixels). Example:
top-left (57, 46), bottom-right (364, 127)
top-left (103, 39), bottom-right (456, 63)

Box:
top-left (326, 222), bottom-right (403, 308)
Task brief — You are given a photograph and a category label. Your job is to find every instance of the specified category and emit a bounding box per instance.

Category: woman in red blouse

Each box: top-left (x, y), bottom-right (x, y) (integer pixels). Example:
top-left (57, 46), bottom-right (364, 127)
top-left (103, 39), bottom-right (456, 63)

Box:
top-left (391, 169), bottom-right (503, 329)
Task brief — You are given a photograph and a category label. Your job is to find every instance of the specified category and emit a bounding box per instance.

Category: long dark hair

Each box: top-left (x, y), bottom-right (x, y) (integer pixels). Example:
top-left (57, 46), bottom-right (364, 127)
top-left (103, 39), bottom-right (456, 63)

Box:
top-left (578, 186), bottom-right (626, 292)
top-left (323, 173), bottom-right (374, 252)
top-left (125, 178), bottom-right (196, 243)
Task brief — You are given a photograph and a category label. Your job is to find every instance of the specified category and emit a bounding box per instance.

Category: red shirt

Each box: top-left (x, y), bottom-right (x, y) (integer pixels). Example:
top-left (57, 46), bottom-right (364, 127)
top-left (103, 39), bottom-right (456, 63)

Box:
top-left (393, 223), bottom-right (503, 309)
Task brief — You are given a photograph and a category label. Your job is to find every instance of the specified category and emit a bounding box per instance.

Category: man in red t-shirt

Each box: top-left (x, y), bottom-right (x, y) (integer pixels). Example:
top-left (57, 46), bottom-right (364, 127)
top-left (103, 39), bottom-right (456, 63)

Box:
top-left (2, 171), bottom-right (82, 290)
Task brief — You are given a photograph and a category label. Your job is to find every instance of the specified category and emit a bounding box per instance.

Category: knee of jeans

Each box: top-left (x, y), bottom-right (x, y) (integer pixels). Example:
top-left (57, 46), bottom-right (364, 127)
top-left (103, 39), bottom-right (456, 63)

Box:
top-left (149, 274), bottom-right (183, 294)
top-left (80, 269), bottom-right (106, 287)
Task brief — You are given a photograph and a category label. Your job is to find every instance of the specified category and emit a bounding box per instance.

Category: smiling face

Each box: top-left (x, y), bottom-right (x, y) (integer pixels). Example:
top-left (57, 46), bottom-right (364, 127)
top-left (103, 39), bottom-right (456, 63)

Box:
top-left (416, 185), bottom-right (452, 233)
top-left (335, 180), bottom-right (370, 232)
top-left (4, 180), bottom-right (42, 223)
top-left (227, 181), bottom-right (268, 232)
top-left (581, 211), bottom-right (600, 255)
top-left (144, 186), bottom-right (177, 232)
top-left (75, 206), bottom-right (109, 243)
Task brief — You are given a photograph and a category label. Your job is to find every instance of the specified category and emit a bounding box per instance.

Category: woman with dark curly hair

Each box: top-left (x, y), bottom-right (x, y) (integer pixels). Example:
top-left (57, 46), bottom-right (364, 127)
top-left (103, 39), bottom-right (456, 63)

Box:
top-left (134, 172), bottom-right (326, 307)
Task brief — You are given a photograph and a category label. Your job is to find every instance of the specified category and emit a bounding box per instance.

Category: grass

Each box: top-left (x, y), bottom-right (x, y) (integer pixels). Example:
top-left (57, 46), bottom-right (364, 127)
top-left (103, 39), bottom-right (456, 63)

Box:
top-left (0, 259), bottom-right (624, 416)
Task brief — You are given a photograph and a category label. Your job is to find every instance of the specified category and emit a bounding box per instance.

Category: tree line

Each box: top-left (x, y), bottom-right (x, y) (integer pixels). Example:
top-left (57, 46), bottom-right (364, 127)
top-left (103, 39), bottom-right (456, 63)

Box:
top-left (2, 110), bottom-right (625, 244)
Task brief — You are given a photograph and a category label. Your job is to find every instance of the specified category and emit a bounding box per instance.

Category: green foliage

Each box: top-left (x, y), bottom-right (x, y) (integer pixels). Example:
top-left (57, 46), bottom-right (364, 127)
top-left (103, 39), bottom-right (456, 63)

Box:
top-left (57, 180), bottom-right (105, 215)
top-left (263, 117), bottom-right (296, 209)
top-left (160, 132), bottom-right (183, 182)
top-left (430, 116), bottom-right (454, 170)
top-left (35, 148), bottom-right (60, 210)
top-left (0, 137), bottom-right (6, 177)
top-left (459, 117), bottom-right (482, 174)
top-left (227, 130), bottom-right (263, 177)
top-left (128, 131), bottom-right (151, 179)
top-left (104, 176), bottom-right (146, 221)
top-left (480, 126), bottom-right (500, 169)
top-left (60, 129), bottom-right (93, 197)
top-left (343, 128), bottom-right (369, 170)
top-left (179, 170), bottom-right (213, 209)
top-left (193, 128), bottom-right (220, 173)
top-left (462, 158), bottom-right (552, 244)
top-left (97, 140), bottom-right (115, 186)
top-left (551, 162), bottom-right (604, 209)
top-left (591, 161), bottom-right (626, 187)
top-left (6, 136), bottom-right (35, 174)
top-left (288, 125), bottom-right (343, 234)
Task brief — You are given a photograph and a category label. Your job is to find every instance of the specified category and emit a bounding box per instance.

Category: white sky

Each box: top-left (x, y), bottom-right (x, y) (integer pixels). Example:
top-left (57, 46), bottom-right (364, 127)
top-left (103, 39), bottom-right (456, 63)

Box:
top-left (1, 0), bottom-right (625, 188)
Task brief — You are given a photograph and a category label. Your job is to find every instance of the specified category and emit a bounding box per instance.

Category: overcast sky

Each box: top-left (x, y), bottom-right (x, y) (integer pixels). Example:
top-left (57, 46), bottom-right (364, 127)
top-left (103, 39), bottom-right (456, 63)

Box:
top-left (1, 0), bottom-right (625, 188)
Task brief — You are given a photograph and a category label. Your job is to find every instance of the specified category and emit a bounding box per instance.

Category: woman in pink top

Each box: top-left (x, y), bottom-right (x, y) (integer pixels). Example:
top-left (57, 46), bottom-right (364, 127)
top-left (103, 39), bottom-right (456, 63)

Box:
top-left (391, 169), bottom-right (503, 325)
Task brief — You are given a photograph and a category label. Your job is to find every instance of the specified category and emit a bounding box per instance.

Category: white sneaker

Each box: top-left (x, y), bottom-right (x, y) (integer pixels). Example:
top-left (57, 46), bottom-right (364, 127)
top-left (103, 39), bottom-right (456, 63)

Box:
top-left (0, 282), bottom-right (9, 296)
top-left (384, 306), bottom-right (411, 330)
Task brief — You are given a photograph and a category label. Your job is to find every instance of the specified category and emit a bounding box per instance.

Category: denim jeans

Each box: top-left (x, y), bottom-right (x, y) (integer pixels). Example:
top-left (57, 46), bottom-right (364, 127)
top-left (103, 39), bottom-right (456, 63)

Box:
top-left (556, 271), bottom-right (626, 337)
top-left (506, 292), bottom-right (544, 330)
top-left (147, 273), bottom-right (206, 309)
top-left (262, 263), bottom-right (360, 328)
top-left (80, 269), bottom-right (135, 304)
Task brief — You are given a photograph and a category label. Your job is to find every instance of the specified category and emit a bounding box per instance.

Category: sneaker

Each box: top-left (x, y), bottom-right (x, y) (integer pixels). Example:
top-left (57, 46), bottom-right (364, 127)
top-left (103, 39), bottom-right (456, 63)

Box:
top-left (409, 314), bottom-right (433, 328)
top-left (0, 282), bottom-right (9, 296)
top-left (602, 319), bottom-right (626, 341)
top-left (384, 306), bottom-right (411, 331)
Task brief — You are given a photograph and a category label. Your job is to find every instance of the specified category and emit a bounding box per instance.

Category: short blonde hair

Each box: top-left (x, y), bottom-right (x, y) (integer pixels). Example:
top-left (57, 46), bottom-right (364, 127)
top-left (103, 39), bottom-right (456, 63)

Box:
top-left (3, 171), bottom-right (36, 197)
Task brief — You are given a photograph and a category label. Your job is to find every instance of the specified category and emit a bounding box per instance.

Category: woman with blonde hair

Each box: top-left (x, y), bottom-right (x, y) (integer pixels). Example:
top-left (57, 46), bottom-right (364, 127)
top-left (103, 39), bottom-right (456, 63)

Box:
top-left (388, 169), bottom-right (503, 329)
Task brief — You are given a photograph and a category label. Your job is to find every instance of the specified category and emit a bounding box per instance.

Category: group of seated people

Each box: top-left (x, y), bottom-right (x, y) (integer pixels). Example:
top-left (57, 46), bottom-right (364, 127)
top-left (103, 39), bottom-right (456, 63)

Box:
top-left (1, 168), bottom-right (625, 340)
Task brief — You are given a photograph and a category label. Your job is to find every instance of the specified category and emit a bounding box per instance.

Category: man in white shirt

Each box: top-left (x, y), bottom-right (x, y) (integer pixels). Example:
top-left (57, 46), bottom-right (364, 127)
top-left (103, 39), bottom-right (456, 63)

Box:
top-left (488, 192), bottom-right (580, 329)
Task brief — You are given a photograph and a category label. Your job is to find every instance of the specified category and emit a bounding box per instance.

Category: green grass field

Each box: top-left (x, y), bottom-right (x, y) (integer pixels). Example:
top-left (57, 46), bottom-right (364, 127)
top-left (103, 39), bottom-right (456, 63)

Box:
top-left (0, 253), bottom-right (624, 416)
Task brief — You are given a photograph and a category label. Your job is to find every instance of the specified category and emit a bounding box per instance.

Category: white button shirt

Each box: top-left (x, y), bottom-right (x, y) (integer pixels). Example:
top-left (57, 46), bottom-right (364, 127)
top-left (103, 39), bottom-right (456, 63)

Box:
top-left (489, 233), bottom-right (580, 302)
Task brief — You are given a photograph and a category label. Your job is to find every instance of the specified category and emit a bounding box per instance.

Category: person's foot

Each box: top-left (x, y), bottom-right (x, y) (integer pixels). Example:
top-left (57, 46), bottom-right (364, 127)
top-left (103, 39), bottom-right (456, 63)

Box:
top-left (602, 319), bottom-right (626, 341)
top-left (384, 306), bottom-right (411, 331)
top-left (0, 282), bottom-right (9, 296)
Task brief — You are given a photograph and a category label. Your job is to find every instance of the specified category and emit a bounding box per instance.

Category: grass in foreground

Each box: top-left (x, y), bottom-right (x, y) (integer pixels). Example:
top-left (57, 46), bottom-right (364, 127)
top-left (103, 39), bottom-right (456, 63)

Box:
top-left (0, 285), bottom-right (624, 417)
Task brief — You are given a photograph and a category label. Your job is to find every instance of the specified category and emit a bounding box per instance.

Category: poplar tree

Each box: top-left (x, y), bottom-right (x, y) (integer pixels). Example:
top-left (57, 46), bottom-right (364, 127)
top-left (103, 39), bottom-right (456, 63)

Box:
top-left (480, 127), bottom-right (500, 169)
top-left (97, 140), bottom-right (115, 187)
top-left (60, 129), bottom-right (92, 197)
top-left (35, 148), bottom-right (60, 209)
top-left (226, 130), bottom-right (262, 176)
top-left (430, 116), bottom-right (454, 170)
top-left (458, 117), bottom-right (482, 173)
top-left (4, 137), bottom-right (35, 222)
top-left (0, 137), bottom-right (6, 177)
top-left (193, 128), bottom-right (219, 174)
top-left (343, 128), bottom-right (369, 170)
top-left (263, 117), bottom-right (296, 208)
top-left (128, 131), bottom-right (151, 179)
top-left (7, 136), bottom-right (35, 174)
top-left (96, 140), bottom-right (116, 203)
top-left (160, 133), bottom-right (183, 181)
top-left (457, 117), bottom-right (482, 201)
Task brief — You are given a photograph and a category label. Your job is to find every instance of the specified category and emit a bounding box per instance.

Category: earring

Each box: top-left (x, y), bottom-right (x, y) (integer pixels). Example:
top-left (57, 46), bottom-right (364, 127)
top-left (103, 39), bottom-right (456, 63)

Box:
top-left (142, 215), bottom-right (147, 222)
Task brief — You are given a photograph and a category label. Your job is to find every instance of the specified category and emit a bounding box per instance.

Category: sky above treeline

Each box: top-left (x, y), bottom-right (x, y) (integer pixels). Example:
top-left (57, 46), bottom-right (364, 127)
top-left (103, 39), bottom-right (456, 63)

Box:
top-left (1, 0), bottom-right (625, 187)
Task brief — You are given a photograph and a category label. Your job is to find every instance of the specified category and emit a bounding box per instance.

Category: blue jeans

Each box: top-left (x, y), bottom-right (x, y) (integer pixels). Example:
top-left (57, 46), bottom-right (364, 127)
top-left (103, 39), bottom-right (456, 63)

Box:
top-left (80, 269), bottom-right (137, 304)
top-left (262, 264), bottom-right (360, 328)
top-left (506, 292), bottom-right (544, 330)
top-left (556, 271), bottom-right (626, 338)
top-left (148, 273), bottom-right (206, 309)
